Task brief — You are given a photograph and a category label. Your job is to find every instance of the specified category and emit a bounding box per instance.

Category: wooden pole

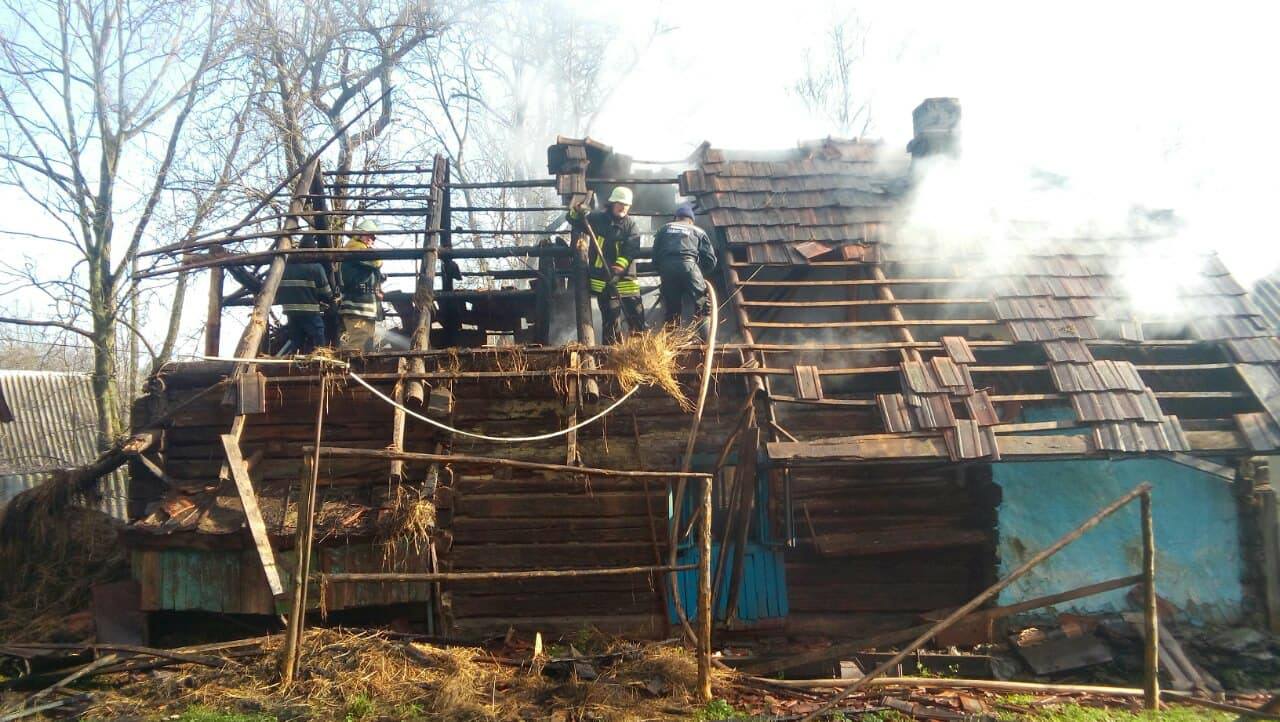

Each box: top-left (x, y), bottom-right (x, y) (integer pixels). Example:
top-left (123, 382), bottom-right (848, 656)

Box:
top-left (204, 267), bottom-right (222, 357)
top-left (227, 159), bottom-right (319, 367)
top-left (799, 482), bottom-right (1153, 722)
top-left (750, 574), bottom-right (1143, 675)
top-left (388, 357), bottom-right (408, 485)
top-left (407, 155), bottom-right (446, 406)
top-left (281, 370), bottom-right (328, 687)
top-left (697, 474), bottom-right (714, 702)
top-left (572, 234), bottom-right (594, 346)
top-left (1142, 490), bottom-right (1160, 710)
top-left (320, 563), bottom-right (696, 583)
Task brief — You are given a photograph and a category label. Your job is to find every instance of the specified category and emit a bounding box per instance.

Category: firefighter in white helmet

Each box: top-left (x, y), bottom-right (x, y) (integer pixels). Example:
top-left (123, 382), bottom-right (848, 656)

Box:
top-left (568, 186), bottom-right (647, 343)
top-left (338, 218), bottom-right (384, 351)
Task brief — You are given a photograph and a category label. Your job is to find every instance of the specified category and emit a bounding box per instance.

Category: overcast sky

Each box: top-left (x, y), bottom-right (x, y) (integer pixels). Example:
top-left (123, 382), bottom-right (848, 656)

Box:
top-left (6, 0), bottom-right (1280, 357)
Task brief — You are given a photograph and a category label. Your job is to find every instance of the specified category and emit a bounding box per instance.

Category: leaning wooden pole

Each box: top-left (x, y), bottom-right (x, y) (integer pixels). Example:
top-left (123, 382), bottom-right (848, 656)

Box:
top-left (281, 370), bottom-right (329, 687)
top-left (799, 482), bottom-right (1154, 722)
top-left (406, 155), bottom-right (446, 406)
top-left (697, 474), bottom-right (714, 702)
top-left (1142, 490), bottom-right (1160, 710)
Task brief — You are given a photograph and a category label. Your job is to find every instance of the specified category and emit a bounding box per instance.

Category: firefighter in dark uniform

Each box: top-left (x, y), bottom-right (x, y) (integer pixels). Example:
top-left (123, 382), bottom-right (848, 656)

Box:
top-left (338, 219), bottom-right (384, 351)
top-left (568, 186), bottom-right (647, 344)
top-left (653, 203), bottom-right (717, 335)
top-left (274, 240), bottom-right (334, 354)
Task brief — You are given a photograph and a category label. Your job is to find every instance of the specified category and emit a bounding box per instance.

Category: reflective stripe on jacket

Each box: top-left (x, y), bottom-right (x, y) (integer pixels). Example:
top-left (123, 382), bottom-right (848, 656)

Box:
top-left (570, 208), bottom-right (641, 297)
top-left (276, 261), bottom-right (333, 315)
top-left (339, 238), bottom-right (382, 319)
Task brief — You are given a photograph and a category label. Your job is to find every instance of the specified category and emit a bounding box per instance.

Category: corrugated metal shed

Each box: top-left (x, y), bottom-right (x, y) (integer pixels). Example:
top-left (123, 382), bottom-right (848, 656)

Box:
top-left (0, 370), bottom-right (126, 519)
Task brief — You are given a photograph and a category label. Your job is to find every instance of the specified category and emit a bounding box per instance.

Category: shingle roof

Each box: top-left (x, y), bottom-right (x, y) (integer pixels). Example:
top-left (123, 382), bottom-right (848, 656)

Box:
top-left (681, 138), bottom-right (1280, 461)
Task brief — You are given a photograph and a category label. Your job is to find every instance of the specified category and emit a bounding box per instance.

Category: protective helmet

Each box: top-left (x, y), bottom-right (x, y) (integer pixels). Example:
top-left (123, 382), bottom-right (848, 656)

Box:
top-left (608, 187), bottom-right (634, 205)
top-left (675, 203), bottom-right (696, 220)
top-left (354, 218), bottom-right (380, 234)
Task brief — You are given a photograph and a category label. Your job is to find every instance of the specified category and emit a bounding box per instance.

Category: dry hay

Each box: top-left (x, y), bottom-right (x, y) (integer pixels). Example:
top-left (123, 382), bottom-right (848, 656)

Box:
top-left (607, 325), bottom-right (699, 411)
top-left (436, 347), bottom-right (463, 376)
top-left (87, 627), bottom-right (712, 721)
top-left (0, 469), bottom-right (127, 643)
top-left (377, 482), bottom-right (436, 566)
top-left (491, 346), bottom-right (530, 389)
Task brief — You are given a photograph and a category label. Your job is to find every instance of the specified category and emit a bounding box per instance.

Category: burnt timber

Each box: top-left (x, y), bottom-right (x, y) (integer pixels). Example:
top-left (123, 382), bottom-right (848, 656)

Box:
top-left (126, 100), bottom-right (1280, 650)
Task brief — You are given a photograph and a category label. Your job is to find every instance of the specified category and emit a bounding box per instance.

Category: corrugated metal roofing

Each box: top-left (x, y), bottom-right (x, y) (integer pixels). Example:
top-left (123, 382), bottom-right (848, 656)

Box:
top-left (0, 371), bottom-right (126, 519)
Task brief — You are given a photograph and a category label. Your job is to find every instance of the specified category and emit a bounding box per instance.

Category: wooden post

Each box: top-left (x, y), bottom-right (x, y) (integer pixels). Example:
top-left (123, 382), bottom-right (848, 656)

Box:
top-left (1142, 490), bottom-right (1160, 710)
top-left (220, 435), bottom-right (285, 597)
top-left (407, 155), bottom-right (446, 407)
top-left (697, 474), bottom-right (713, 702)
top-left (569, 232), bottom-right (599, 403)
top-left (228, 159), bottom-right (319, 368)
top-left (281, 370), bottom-right (328, 687)
top-left (388, 357), bottom-right (408, 485)
top-left (204, 267), bottom-right (222, 357)
top-left (572, 235), bottom-right (594, 346)
top-left (800, 482), bottom-right (1154, 722)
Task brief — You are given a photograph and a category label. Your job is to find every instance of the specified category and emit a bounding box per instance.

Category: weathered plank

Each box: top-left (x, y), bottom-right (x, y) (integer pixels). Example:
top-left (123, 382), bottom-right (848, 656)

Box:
top-left (219, 434), bottom-right (284, 596)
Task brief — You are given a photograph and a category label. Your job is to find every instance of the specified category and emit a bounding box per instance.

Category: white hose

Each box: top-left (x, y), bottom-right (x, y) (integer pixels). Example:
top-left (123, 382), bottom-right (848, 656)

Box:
top-left (345, 369), bottom-right (640, 442)
top-left (200, 306), bottom-right (720, 445)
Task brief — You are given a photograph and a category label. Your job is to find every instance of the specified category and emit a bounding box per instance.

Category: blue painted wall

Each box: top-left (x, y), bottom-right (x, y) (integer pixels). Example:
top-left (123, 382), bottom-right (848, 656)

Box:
top-left (993, 456), bottom-right (1245, 624)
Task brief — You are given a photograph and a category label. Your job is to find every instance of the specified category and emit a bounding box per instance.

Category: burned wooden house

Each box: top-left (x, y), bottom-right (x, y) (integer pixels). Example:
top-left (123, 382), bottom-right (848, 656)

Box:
top-left (123, 98), bottom-right (1280, 656)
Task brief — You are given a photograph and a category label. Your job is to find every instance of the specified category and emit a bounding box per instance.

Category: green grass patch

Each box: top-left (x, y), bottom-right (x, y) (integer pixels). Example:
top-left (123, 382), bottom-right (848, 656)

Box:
top-left (173, 707), bottom-right (277, 722)
top-left (995, 698), bottom-right (1234, 721)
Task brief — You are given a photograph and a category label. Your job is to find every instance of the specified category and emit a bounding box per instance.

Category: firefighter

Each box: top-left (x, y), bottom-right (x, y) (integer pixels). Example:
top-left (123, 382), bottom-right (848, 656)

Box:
top-left (275, 238), bottom-right (334, 353)
top-left (338, 219), bottom-right (384, 351)
top-left (568, 187), bottom-right (647, 344)
top-left (653, 203), bottom-right (716, 335)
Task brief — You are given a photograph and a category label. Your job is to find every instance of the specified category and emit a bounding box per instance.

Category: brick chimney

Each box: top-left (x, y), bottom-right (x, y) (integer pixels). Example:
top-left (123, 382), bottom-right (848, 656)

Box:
top-left (907, 97), bottom-right (961, 159)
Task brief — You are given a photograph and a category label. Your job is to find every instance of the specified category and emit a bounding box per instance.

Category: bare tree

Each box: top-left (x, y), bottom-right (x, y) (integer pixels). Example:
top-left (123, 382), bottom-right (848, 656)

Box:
top-left (237, 0), bottom-right (451, 211)
top-left (0, 0), bottom-right (233, 448)
top-left (792, 16), bottom-right (873, 137)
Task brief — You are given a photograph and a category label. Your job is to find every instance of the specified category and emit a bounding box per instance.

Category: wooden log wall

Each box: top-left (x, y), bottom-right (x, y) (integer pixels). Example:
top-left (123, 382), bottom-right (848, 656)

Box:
top-left (129, 356), bottom-right (746, 637)
top-left (438, 381), bottom-right (743, 638)
top-left (781, 464), bottom-right (999, 639)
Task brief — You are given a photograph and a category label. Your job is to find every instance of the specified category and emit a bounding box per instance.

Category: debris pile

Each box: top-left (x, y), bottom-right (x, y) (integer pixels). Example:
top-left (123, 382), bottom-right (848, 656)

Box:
top-left (2, 628), bottom-right (715, 721)
top-left (0, 475), bottom-right (127, 645)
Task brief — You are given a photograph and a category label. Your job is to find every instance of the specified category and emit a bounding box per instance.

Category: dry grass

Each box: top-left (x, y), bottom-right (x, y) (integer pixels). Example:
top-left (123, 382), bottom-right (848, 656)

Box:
top-left (378, 483), bottom-right (436, 566)
top-left (606, 326), bottom-right (699, 411)
top-left (86, 628), bottom-right (712, 721)
top-left (0, 470), bottom-right (127, 643)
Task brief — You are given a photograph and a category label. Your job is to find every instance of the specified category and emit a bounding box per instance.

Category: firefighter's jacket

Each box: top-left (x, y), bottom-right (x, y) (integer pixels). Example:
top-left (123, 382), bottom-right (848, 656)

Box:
top-left (569, 208), bottom-right (641, 297)
top-left (652, 221), bottom-right (717, 274)
top-left (338, 238), bottom-right (383, 319)
top-left (276, 261), bottom-right (334, 315)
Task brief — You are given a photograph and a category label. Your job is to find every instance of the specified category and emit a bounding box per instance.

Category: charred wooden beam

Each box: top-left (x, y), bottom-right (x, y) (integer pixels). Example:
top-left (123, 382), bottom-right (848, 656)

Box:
top-left (309, 446), bottom-right (713, 479)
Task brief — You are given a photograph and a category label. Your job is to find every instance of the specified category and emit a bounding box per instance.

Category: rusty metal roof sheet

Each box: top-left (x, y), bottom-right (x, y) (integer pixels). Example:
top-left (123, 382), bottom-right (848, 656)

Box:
top-left (930, 356), bottom-right (969, 393)
top-left (1007, 318), bottom-right (1099, 342)
top-left (1092, 416), bottom-right (1189, 453)
top-left (0, 371), bottom-right (126, 519)
top-left (1071, 389), bottom-right (1163, 423)
top-left (1190, 316), bottom-right (1272, 341)
top-left (965, 390), bottom-right (1000, 426)
top-left (1226, 338), bottom-right (1280, 363)
top-left (1042, 339), bottom-right (1095, 363)
top-left (915, 394), bottom-right (958, 429)
top-left (1237, 412), bottom-right (1280, 452)
top-left (941, 336), bottom-right (977, 364)
top-left (944, 420), bottom-right (999, 461)
top-left (877, 393), bottom-right (915, 433)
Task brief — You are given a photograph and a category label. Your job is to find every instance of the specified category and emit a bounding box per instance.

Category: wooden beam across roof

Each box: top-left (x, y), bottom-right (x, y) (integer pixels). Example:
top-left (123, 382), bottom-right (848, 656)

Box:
top-left (766, 429), bottom-right (1253, 464)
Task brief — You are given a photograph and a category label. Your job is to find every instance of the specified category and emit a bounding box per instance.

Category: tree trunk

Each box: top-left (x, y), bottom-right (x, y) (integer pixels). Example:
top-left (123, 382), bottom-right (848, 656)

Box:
top-left (90, 307), bottom-right (123, 450)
